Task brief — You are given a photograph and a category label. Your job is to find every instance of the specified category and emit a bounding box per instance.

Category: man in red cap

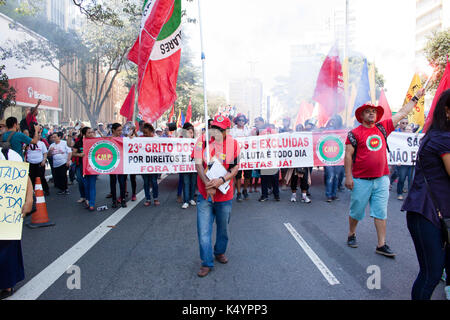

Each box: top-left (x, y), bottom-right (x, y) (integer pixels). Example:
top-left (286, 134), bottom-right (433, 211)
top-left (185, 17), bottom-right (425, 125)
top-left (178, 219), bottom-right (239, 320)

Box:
top-left (192, 115), bottom-right (241, 277)
top-left (344, 88), bottom-right (425, 257)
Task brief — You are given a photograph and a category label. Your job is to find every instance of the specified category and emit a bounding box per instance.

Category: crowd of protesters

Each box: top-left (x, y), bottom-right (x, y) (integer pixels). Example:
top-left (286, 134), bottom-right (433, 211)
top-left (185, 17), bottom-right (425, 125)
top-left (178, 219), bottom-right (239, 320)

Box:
top-left (0, 88), bottom-right (449, 299)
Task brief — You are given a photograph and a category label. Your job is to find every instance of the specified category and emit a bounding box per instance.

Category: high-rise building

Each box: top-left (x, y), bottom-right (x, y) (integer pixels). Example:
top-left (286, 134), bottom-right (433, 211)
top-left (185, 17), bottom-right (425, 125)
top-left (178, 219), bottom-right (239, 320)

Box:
top-left (415, 0), bottom-right (450, 64)
top-left (229, 78), bottom-right (263, 124)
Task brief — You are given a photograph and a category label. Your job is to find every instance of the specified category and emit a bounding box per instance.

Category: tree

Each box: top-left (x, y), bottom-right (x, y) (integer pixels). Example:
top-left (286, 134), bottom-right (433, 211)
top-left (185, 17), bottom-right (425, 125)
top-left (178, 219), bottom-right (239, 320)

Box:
top-left (423, 28), bottom-right (450, 92)
top-left (0, 65), bottom-right (16, 120)
top-left (1, 0), bottom-right (140, 126)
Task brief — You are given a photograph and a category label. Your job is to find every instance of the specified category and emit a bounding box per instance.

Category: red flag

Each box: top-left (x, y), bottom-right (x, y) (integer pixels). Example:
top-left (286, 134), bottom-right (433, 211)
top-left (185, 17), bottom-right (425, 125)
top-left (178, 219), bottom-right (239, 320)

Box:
top-left (378, 89), bottom-right (392, 122)
top-left (119, 84), bottom-right (135, 121)
top-left (424, 60), bottom-right (450, 132)
top-left (168, 104), bottom-right (175, 122)
top-left (128, 0), bottom-right (181, 123)
top-left (185, 98), bottom-right (192, 123)
top-left (295, 101), bottom-right (314, 127)
top-left (312, 45), bottom-right (345, 127)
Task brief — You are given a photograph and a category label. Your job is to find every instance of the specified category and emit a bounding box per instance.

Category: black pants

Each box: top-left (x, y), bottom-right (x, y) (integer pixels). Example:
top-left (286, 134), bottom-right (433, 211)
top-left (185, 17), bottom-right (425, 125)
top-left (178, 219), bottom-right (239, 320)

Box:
top-left (110, 174), bottom-right (127, 202)
top-left (291, 168), bottom-right (309, 192)
top-left (53, 165), bottom-right (68, 191)
top-left (261, 171), bottom-right (280, 198)
top-left (125, 174), bottom-right (137, 195)
top-left (407, 212), bottom-right (450, 300)
top-left (28, 163), bottom-right (49, 193)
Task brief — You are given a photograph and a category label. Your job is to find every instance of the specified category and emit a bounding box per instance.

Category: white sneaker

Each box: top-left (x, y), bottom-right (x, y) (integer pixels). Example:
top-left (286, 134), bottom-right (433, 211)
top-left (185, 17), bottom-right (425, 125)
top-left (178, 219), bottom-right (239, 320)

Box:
top-left (181, 203), bottom-right (189, 209)
top-left (445, 286), bottom-right (450, 300)
top-left (290, 193), bottom-right (297, 202)
top-left (301, 194), bottom-right (311, 203)
top-left (189, 200), bottom-right (197, 206)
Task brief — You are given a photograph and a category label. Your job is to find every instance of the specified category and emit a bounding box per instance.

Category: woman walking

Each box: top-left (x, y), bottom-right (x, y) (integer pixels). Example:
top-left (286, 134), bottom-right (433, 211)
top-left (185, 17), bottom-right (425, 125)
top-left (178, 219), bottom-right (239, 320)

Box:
top-left (402, 89), bottom-right (450, 300)
top-left (48, 132), bottom-right (72, 195)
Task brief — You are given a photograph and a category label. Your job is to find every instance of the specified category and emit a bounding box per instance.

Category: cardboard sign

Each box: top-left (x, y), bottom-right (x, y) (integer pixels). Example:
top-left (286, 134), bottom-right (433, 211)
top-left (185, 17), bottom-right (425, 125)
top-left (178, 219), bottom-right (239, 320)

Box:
top-left (0, 160), bottom-right (29, 240)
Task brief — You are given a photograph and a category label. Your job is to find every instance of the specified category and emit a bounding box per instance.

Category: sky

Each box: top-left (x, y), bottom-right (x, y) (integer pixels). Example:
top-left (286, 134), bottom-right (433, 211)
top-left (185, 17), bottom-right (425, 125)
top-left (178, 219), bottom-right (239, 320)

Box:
top-left (183, 0), bottom-right (420, 113)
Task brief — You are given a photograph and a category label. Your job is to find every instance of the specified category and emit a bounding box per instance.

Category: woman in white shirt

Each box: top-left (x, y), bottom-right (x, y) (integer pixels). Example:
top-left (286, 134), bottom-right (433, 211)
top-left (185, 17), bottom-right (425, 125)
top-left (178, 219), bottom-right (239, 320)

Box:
top-left (48, 132), bottom-right (72, 195)
top-left (26, 131), bottom-right (50, 196)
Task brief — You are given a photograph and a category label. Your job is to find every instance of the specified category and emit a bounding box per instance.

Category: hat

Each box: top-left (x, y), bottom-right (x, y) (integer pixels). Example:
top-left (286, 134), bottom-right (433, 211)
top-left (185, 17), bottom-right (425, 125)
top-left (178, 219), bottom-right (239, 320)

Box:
top-left (155, 127), bottom-right (163, 132)
top-left (233, 113), bottom-right (248, 124)
top-left (355, 104), bottom-right (384, 124)
top-left (211, 114), bottom-right (231, 130)
top-left (98, 123), bottom-right (104, 126)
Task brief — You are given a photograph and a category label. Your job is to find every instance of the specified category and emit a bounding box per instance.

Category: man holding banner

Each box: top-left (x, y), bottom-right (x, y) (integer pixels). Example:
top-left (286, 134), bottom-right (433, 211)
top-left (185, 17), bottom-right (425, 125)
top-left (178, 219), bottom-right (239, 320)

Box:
top-left (345, 88), bottom-right (425, 258)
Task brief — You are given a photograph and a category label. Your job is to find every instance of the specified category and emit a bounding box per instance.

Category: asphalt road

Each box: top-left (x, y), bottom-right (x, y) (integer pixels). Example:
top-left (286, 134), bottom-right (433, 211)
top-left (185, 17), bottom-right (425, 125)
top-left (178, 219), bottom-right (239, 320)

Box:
top-left (9, 170), bottom-right (447, 300)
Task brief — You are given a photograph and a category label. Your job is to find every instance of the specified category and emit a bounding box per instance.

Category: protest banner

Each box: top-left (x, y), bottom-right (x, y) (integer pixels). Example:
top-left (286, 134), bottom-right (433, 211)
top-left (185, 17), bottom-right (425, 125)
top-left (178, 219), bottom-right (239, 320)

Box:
top-left (83, 131), bottom-right (423, 174)
top-left (387, 132), bottom-right (424, 166)
top-left (0, 160), bottom-right (29, 240)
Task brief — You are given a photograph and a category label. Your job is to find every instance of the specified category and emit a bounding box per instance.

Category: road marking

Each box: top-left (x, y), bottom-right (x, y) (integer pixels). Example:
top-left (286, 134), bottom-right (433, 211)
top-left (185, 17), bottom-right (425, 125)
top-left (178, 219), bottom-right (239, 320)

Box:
top-left (9, 174), bottom-right (167, 300)
top-left (284, 222), bottom-right (340, 286)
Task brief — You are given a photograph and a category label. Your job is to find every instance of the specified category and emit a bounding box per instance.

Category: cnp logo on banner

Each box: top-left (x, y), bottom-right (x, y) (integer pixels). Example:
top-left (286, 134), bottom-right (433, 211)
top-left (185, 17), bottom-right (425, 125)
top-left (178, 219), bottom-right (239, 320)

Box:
top-left (316, 134), bottom-right (345, 165)
top-left (88, 140), bottom-right (121, 174)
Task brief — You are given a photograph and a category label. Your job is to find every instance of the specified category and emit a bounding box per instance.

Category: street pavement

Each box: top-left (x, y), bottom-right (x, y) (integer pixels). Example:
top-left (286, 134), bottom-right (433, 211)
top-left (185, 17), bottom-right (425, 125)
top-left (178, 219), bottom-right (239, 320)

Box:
top-left (10, 170), bottom-right (447, 300)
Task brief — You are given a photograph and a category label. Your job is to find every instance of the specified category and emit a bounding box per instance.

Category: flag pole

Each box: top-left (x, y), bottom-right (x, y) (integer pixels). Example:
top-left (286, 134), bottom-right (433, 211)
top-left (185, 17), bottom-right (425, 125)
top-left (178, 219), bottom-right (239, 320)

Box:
top-left (197, 0), bottom-right (210, 164)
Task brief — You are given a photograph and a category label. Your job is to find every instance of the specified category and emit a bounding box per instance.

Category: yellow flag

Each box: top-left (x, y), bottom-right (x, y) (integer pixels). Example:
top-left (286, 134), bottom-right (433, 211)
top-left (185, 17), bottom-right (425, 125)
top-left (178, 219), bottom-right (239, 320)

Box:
top-left (369, 63), bottom-right (376, 104)
top-left (403, 73), bottom-right (425, 129)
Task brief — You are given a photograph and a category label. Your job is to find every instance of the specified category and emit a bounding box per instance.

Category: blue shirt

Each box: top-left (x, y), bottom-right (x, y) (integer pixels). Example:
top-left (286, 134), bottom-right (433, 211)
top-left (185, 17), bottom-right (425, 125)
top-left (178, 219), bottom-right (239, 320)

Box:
top-left (1, 131), bottom-right (32, 159)
top-left (402, 130), bottom-right (450, 229)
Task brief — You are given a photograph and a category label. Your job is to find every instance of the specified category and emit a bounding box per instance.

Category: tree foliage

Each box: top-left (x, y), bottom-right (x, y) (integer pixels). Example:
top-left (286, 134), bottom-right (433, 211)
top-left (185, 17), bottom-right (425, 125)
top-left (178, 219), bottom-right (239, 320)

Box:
top-left (424, 28), bottom-right (450, 92)
top-left (0, 65), bottom-right (16, 120)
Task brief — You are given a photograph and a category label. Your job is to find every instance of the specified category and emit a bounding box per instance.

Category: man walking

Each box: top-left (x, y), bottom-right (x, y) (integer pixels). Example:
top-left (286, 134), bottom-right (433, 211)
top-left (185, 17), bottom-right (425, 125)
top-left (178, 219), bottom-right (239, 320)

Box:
top-left (345, 88), bottom-right (425, 257)
top-left (193, 115), bottom-right (240, 277)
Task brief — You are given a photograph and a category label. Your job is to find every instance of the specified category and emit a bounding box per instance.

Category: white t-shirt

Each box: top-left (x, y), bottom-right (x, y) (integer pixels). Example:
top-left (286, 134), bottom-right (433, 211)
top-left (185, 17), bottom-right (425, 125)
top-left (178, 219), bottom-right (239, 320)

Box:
top-left (26, 140), bottom-right (48, 164)
top-left (0, 147), bottom-right (23, 162)
top-left (230, 126), bottom-right (251, 138)
top-left (49, 140), bottom-right (72, 168)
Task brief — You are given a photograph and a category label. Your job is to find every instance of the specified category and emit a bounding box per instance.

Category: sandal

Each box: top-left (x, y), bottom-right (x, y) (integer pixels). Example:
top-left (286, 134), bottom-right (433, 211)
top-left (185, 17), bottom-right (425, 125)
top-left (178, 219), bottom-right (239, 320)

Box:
top-left (154, 200), bottom-right (160, 206)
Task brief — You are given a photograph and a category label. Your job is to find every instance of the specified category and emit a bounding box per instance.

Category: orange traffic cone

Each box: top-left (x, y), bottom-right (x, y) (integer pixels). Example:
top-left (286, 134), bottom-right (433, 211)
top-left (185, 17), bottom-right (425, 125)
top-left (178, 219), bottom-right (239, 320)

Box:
top-left (26, 177), bottom-right (55, 229)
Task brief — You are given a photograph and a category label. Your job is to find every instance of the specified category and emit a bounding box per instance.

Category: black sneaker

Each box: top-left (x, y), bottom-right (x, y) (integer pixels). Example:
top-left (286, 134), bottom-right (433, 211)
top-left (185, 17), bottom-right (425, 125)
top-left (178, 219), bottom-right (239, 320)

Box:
top-left (112, 201), bottom-right (118, 209)
top-left (236, 193), bottom-right (242, 202)
top-left (258, 196), bottom-right (268, 202)
top-left (242, 189), bottom-right (249, 200)
top-left (121, 201), bottom-right (127, 208)
top-left (275, 196), bottom-right (281, 201)
top-left (376, 244), bottom-right (396, 257)
top-left (347, 234), bottom-right (358, 248)
top-left (332, 196), bottom-right (340, 201)
top-left (57, 190), bottom-right (65, 195)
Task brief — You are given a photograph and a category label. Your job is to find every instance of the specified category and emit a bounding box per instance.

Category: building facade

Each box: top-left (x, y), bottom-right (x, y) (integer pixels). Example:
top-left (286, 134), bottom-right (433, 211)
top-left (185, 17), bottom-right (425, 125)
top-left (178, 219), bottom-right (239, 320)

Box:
top-left (229, 78), bottom-right (263, 123)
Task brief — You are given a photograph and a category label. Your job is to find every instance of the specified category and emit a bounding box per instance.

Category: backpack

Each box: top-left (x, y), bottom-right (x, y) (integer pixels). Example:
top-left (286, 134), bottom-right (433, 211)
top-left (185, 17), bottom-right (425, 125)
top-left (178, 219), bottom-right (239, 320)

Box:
top-left (347, 123), bottom-right (390, 163)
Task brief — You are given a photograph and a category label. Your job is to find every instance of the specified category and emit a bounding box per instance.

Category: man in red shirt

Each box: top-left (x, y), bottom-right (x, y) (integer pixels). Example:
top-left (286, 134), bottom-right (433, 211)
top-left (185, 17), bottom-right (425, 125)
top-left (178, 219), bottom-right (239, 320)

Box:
top-left (192, 115), bottom-right (240, 277)
top-left (344, 88), bottom-right (425, 257)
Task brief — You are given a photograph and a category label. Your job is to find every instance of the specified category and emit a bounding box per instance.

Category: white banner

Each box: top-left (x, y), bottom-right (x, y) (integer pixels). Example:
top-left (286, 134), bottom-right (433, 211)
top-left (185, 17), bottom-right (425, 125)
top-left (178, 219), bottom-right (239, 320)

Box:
top-left (387, 132), bottom-right (424, 166)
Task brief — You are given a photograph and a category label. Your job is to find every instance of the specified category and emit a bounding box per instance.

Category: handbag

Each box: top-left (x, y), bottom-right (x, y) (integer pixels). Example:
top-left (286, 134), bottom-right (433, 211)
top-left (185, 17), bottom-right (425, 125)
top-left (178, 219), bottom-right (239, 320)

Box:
top-left (417, 138), bottom-right (450, 246)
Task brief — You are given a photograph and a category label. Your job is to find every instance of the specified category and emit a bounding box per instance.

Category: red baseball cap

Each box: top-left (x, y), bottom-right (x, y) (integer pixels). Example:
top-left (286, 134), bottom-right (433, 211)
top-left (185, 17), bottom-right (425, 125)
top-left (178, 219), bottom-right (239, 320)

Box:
top-left (211, 114), bottom-right (231, 130)
top-left (355, 104), bottom-right (384, 124)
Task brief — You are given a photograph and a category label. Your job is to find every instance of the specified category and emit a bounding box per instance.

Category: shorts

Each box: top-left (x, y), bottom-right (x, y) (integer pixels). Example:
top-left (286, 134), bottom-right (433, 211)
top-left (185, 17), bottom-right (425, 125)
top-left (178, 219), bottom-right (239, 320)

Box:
top-left (349, 175), bottom-right (389, 221)
top-left (237, 170), bottom-right (252, 180)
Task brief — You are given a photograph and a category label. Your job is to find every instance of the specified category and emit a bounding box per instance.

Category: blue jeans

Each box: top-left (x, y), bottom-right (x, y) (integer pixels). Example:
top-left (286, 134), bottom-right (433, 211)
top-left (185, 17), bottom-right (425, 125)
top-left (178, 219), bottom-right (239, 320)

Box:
top-left (197, 194), bottom-right (233, 268)
top-left (182, 173), bottom-right (197, 203)
top-left (407, 212), bottom-right (448, 300)
top-left (85, 175), bottom-right (97, 207)
top-left (177, 174), bottom-right (184, 196)
top-left (396, 165), bottom-right (414, 195)
top-left (142, 174), bottom-right (158, 201)
top-left (324, 166), bottom-right (343, 198)
top-left (75, 166), bottom-right (86, 199)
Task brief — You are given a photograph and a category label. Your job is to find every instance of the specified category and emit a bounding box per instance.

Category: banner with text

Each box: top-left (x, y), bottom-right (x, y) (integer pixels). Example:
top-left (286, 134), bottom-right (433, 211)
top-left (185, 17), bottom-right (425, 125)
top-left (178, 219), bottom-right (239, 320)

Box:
top-left (0, 160), bottom-right (29, 240)
top-left (83, 131), bottom-right (423, 175)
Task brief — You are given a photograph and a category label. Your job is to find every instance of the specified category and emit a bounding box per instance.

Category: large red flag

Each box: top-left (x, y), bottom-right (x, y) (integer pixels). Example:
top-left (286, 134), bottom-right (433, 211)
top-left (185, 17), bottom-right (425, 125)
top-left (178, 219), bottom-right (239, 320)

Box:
top-left (378, 89), bottom-right (392, 122)
top-left (295, 101), bottom-right (314, 127)
top-left (424, 60), bottom-right (450, 132)
top-left (312, 45), bottom-right (345, 127)
top-left (128, 0), bottom-right (181, 123)
top-left (185, 98), bottom-right (192, 123)
top-left (119, 84), bottom-right (135, 121)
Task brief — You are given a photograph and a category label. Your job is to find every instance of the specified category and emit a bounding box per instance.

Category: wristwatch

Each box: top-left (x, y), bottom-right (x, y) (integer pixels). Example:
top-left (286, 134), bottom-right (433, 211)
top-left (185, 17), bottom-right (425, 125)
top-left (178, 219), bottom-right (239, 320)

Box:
top-left (220, 176), bottom-right (226, 183)
top-left (411, 95), bottom-right (419, 102)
